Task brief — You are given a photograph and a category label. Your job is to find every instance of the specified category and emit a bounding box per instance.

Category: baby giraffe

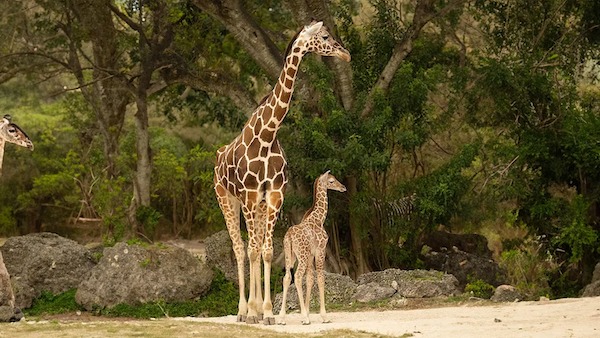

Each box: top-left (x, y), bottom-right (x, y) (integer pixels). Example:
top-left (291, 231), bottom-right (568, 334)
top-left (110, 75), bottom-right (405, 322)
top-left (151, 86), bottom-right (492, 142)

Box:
top-left (278, 171), bottom-right (346, 325)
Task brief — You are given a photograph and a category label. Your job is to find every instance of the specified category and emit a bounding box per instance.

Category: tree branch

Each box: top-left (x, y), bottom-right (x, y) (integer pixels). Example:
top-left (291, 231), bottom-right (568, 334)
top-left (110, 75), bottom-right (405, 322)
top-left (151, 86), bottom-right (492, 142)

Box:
top-left (190, 0), bottom-right (282, 80)
top-left (360, 0), bottom-right (467, 118)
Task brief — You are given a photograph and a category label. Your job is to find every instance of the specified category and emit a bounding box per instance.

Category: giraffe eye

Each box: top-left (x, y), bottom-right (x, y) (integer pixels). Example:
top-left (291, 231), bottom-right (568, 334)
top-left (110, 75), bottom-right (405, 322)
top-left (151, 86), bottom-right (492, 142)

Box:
top-left (323, 35), bottom-right (329, 41)
top-left (8, 128), bottom-right (15, 133)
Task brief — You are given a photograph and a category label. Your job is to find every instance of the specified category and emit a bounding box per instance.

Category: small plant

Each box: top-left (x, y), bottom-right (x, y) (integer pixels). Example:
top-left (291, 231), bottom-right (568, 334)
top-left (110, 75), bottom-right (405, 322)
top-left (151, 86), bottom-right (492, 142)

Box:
top-left (91, 251), bottom-right (104, 263)
top-left (25, 289), bottom-right (81, 316)
top-left (464, 279), bottom-right (494, 299)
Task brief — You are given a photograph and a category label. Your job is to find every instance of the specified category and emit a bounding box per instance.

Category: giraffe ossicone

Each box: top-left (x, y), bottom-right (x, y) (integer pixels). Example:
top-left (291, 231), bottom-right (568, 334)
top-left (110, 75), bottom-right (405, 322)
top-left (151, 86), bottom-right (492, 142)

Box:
top-left (0, 115), bottom-right (34, 177)
top-left (213, 21), bottom-right (350, 325)
top-left (278, 171), bottom-right (346, 325)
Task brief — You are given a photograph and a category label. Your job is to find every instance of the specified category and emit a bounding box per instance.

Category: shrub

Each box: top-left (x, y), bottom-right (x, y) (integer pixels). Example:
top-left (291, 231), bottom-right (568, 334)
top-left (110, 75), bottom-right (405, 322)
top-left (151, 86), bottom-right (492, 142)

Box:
top-left (499, 237), bottom-right (557, 300)
top-left (464, 279), bottom-right (494, 299)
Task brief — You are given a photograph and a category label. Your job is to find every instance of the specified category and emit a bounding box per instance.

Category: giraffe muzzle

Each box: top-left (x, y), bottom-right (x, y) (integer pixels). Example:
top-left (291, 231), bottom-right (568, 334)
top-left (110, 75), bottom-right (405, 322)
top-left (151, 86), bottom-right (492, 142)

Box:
top-left (335, 48), bottom-right (351, 62)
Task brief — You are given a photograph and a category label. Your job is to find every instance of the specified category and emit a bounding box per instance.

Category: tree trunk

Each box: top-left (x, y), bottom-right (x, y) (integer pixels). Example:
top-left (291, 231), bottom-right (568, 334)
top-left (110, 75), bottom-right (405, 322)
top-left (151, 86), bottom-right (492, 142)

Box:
top-left (129, 93), bottom-right (152, 234)
top-left (71, 0), bottom-right (129, 179)
top-left (347, 175), bottom-right (370, 277)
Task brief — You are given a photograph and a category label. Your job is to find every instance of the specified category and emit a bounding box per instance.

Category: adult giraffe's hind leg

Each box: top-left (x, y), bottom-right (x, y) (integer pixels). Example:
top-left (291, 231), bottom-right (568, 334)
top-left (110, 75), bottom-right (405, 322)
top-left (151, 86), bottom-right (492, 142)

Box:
top-left (261, 201), bottom-right (281, 325)
top-left (214, 184), bottom-right (247, 322)
top-left (254, 202), bottom-right (268, 321)
top-left (243, 204), bottom-right (261, 324)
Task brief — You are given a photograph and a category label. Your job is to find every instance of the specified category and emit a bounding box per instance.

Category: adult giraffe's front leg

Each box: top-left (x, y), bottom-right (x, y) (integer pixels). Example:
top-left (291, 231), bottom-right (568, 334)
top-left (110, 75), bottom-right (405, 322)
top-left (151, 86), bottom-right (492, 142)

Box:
top-left (214, 184), bottom-right (247, 322)
top-left (261, 191), bottom-right (284, 325)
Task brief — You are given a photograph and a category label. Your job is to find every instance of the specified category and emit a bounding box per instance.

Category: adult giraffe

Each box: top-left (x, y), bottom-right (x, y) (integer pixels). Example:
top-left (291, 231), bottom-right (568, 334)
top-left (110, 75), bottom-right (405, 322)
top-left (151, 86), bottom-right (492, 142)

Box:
top-left (213, 21), bottom-right (350, 325)
top-left (0, 115), bottom-right (34, 176)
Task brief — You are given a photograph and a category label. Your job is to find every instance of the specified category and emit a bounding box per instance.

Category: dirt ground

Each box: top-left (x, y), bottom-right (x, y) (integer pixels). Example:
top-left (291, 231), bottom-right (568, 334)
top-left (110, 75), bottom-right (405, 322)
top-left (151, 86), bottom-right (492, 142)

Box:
top-left (1, 296), bottom-right (598, 337)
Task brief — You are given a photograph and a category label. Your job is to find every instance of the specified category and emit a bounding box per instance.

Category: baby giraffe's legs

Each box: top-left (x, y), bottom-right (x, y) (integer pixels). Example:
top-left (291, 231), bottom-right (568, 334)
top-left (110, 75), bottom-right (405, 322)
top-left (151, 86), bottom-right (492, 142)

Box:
top-left (304, 258), bottom-right (315, 313)
top-left (315, 251), bottom-right (330, 323)
top-left (294, 261), bottom-right (310, 325)
top-left (278, 266), bottom-right (292, 325)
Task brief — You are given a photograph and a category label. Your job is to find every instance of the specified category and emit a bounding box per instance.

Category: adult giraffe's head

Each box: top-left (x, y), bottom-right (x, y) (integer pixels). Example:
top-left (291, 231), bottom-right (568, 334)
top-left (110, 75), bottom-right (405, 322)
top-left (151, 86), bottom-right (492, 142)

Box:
top-left (0, 115), bottom-right (34, 150)
top-left (295, 21), bottom-right (351, 62)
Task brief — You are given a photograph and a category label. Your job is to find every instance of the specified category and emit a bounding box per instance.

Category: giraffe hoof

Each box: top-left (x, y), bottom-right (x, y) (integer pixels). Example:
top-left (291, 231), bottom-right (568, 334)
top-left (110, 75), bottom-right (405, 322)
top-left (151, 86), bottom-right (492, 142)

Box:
top-left (257, 313), bottom-right (263, 321)
top-left (237, 315), bottom-right (246, 322)
top-left (246, 316), bottom-right (259, 324)
top-left (323, 319), bottom-right (331, 324)
top-left (263, 317), bottom-right (276, 325)
top-left (302, 320), bottom-right (311, 325)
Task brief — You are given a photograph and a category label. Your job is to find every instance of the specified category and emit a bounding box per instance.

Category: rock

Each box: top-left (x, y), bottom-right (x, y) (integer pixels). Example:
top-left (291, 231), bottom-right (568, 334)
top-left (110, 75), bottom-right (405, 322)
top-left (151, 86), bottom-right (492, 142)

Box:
top-left (76, 242), bottom-right (213, 310)
top-left (422, 247), bottom-right (506, 289)
top-left (422, 231), bottom-right (492, 258)
top-left (582, 281), bottom-right (600, 297)
top-left (203, 230), bottom-right (284, 285)
top-left (591, 263), bottom-right (600, 283)
top-left (581, 263), bottom-right (600, 297)
top-left (491, 285), bottom-right (521, 302)
top-left (352, 282), bottom-right (396, 303)
top-left (1, 232), bottom-right (96, 309)
top-left (388, 294), bottom-right (408, 307)
top-left (357, 269), bottom-right (460, 298)
top-left (273, 271), bottom-right (357, 312)
top-left (203, 231), bottom-right (242, 285)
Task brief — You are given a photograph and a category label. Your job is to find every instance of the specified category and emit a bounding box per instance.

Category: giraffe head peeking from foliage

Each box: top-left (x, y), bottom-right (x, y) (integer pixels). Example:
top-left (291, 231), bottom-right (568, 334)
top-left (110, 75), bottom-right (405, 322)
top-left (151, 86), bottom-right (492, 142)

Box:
top-left (0, 115), bottom-right (34, 151)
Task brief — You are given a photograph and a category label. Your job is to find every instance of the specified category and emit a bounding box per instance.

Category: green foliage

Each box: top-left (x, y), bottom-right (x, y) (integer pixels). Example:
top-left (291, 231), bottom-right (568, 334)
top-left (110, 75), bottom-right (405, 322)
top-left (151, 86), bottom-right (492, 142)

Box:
top-left (0, 206), bottom-right (18, 236)
top-left (136, 205), bottom-right (162, 240)
top-left (499, 238), bottom-right (556, 300)
top-left (415, 143), bottom-right (479, 228)
top-left (464, 279), bottom-right (494, 299)
top-left (25, 289), bottom-right (81, 316)
top-left (552, 195), bottom-right (598, 263)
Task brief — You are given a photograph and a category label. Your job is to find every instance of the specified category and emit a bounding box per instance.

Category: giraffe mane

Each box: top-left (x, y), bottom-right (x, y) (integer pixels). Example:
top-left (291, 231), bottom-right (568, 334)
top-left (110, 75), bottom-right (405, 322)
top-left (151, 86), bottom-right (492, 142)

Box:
top-left (257, 93), bottom-right (270, 106)
top-left (283, 26), bottom-right (304, 62)
top-left (301, 175), bottom-right (321, 221)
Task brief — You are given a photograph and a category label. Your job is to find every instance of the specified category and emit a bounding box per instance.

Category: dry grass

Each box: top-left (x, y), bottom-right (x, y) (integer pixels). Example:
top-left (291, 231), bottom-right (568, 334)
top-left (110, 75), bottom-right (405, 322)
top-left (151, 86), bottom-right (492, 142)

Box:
top-left (0, 318), bottom-right (394, 338)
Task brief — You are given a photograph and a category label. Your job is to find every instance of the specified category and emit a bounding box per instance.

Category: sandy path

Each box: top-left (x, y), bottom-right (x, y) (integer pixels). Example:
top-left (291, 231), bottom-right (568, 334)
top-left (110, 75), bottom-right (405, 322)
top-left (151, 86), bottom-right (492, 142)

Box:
top-left (179, 296), bottom-right (600, 337)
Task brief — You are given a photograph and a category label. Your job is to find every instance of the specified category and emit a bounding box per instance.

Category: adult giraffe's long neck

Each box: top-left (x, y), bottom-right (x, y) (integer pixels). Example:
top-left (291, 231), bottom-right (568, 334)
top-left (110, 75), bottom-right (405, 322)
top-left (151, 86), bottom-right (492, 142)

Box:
top-left (244, 40), bottom-right (305, 143)
top-left (303, 178), bottom-right (329, 227)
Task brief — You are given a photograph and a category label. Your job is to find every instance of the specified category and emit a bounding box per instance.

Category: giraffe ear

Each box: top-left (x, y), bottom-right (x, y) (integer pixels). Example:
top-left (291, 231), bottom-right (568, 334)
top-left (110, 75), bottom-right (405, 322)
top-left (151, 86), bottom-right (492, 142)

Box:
top-left (304, 21), bottom-right (323, 36)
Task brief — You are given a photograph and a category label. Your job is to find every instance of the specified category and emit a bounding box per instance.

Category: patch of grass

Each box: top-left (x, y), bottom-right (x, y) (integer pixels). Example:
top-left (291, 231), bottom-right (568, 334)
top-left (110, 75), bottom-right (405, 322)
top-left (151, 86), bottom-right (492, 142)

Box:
top-left (25, 289), bottom-right (82, 316)
top-left (100, 269), bottom-right (238, 318)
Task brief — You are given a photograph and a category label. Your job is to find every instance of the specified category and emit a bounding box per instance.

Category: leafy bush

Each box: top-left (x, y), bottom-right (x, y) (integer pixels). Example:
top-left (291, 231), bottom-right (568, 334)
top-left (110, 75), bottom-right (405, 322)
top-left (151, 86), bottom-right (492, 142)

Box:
top-left (465, 279), bottom-right (494, 299)
top-left (499, 238), bottom-right (557, 300)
